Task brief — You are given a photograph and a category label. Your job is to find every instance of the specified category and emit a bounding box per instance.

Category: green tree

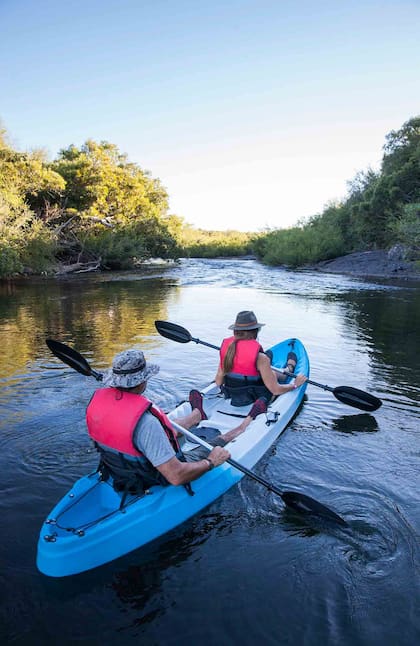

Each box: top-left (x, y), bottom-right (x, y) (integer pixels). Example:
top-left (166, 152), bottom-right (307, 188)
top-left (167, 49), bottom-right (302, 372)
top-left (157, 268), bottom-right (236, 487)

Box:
top-left (390, 202), bottom-right (420, 251)
top-left (349, 117), bottom-right (420, 247)
top-left (52, 140), bottom-right (169, 223)
top-left (0, 129), bottom-right (64, 276)
top-left (0, 132), bottom-right (64, 210)
top-left (49, 140), bottom-right (180, 268)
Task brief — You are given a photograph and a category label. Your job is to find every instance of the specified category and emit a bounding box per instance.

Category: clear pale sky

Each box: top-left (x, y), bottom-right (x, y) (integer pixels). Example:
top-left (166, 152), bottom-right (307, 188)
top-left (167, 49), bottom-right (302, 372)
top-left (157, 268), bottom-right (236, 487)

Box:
top-left (1, 0), bottom-right (419, 231)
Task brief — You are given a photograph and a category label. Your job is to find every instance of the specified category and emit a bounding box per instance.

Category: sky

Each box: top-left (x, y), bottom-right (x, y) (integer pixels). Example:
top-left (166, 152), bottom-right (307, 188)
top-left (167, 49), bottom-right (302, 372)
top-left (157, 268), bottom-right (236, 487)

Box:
top-left (1, 0), bottom-right (419, 232)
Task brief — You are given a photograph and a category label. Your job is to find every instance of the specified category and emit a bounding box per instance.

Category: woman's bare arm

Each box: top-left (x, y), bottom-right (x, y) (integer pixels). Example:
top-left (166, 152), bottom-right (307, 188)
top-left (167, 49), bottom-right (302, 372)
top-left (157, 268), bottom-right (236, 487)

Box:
top-left (257, 353), bottom-right (306, 395)
top-left (215, 365), bottom-right (225, 386)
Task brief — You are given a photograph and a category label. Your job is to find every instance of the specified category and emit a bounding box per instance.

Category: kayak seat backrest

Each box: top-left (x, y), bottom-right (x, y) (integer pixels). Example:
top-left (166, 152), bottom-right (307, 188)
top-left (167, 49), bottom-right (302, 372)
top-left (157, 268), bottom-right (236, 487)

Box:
top-left (222, 373), bottom-right (272, 407)
top-left (94, 443), bottom-right (168, 508)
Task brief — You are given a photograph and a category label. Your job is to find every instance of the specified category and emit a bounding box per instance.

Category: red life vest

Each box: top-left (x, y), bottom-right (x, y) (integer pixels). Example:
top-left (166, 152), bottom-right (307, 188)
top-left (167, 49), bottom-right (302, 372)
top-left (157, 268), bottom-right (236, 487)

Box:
top-left (219, 337), bottom-right (263, 376)
top-left (86, 388), bottom-right (179, 457)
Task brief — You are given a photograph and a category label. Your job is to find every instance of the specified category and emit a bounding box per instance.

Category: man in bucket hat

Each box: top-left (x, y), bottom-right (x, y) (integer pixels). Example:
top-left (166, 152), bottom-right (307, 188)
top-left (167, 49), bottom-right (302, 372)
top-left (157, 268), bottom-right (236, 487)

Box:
top-left (215, 310), bottom-right (307, 406)
top-left (86, 348), bottom-right (262, 496)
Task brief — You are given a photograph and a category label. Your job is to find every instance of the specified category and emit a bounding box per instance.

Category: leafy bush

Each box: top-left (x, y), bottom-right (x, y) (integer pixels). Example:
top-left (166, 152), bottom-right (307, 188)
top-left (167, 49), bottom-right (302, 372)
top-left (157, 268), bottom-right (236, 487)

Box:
top-left (390, 203), bottom-right (420, 248)
top-left (0, 242), bottom-right (22, 276)
top-left (0, 196), bottom-right (55, 277)
top-left (82, 217), bottom-right (182, 269)
top-left (254, 211), bottom-right (347, 267)
top-left (180, 228), bottom-right (254, 257)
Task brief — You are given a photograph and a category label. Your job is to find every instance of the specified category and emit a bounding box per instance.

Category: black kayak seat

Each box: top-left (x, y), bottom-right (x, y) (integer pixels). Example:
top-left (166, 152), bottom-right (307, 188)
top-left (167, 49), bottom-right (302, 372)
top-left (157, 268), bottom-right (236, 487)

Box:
top-left (222, 372), bottom-right (272, 407)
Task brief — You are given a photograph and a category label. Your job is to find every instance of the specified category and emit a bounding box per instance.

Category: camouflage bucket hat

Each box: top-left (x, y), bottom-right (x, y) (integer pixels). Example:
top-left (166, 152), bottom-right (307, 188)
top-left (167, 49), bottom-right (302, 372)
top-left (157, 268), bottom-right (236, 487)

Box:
top-left (228, 310), bottom-right (265, 331)
top-left (102, 349), bottom-right (160, 388)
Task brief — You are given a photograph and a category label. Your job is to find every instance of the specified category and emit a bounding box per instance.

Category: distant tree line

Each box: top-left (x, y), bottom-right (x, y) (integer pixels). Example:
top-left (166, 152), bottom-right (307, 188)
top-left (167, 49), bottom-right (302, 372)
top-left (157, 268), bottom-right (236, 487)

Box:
top-left (0, 116), bottom-right (419, 278)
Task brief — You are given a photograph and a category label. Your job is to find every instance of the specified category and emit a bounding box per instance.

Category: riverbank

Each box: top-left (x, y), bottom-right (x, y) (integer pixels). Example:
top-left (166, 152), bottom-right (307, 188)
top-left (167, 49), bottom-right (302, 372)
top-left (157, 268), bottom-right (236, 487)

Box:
top-left (309, 249), bottom-right (420, 281)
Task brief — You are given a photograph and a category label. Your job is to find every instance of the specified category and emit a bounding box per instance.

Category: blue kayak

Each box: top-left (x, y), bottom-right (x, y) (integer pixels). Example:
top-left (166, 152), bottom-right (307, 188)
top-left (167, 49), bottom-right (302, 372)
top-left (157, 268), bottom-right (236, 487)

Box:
top-left (37, 338), bottom-right (309, 577)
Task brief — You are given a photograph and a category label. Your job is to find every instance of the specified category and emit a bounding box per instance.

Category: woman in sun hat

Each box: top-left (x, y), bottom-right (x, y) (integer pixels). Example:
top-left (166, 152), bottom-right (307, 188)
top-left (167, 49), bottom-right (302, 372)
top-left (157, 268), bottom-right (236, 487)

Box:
top-left (214, 310), bottom-right (307, 407)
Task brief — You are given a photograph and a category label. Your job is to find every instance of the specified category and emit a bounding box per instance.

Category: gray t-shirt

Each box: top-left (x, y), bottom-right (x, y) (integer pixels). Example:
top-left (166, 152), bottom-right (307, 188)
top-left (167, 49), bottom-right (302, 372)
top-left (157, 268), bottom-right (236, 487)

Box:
top-left (132, 411), bottom-right (223, 468)
top-left (133, 411), bottom-right (176, 467)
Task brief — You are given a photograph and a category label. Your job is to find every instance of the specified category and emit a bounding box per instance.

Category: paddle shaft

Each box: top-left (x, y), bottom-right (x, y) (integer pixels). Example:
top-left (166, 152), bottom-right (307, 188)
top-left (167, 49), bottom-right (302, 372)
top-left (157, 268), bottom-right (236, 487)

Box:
top-left (157, 323), bottom-right (381, 411)
top-left (190, 336), bottom-right (220, 351)
top-left (172, 419), bottom-right (347, 525)
top-left (171, 420), bottom-right (294, 501)
top-left (193, 334), bottom-right (345, 388)
top-left (190, 334), bottom-right (337, 390)
top-left (283, 374), bottom-right (333, 392)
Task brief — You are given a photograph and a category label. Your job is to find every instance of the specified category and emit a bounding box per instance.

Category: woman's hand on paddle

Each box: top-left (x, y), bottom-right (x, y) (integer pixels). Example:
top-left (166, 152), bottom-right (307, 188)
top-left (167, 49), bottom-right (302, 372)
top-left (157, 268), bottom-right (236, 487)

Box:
top-left (294, 374), bottom-right (307, 387)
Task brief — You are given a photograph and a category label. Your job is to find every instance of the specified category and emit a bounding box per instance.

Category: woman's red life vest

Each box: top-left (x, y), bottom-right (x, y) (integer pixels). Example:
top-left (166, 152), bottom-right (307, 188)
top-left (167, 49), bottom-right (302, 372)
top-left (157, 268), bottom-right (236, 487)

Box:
top-left (219, 337), bottom-right (263, 377)
top-left (86, 388), bottom-right (179, 457)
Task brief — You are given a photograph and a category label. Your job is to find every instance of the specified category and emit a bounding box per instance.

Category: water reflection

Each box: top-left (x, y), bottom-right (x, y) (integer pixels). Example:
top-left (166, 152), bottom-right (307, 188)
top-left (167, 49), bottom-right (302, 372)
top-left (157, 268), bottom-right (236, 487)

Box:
top-left (331, 413), bottom-right (379, 434)
top-left (0, 274), bottom-right (178, 380)
top-left (111, 512), bottom-right (228, 618)
top-left (36, 510), bottom-right (233, 637)
top-left (337, 288), bottom-right (420, 389)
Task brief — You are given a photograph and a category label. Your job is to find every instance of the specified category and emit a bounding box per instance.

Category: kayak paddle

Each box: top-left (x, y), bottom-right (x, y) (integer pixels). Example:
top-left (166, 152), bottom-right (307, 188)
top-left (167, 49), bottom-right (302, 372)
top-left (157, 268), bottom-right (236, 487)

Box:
top-left (46, 339), bottom-right (103, 381)
top-left (154, 320), bottom-right (382, 412)
top-left (46, 338), bottom-right (348, 526)
top-left (170, 419), bottom-right (347, 525)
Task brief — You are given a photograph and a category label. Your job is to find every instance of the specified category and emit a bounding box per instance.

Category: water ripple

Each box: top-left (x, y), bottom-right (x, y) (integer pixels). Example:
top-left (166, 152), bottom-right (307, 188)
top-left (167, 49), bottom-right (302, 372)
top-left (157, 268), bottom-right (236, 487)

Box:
top-left (1, 257), bottom-right (419, 645)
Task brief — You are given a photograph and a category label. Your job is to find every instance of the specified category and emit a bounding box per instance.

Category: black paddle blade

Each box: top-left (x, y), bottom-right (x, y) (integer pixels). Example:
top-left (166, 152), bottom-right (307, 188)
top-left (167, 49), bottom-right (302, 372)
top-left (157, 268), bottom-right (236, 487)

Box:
top-left (46, 339), bottom-right (102, 381)
top-left (281, 491), bottom-right (348, 526)
top-left (333, 386), bottom-right (382, 412)
top-left (154, 320), bottom-right (192, 344)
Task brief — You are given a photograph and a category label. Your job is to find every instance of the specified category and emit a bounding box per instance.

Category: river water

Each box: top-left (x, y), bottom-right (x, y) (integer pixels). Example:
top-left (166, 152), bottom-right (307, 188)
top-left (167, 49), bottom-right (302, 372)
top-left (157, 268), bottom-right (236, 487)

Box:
top-left (1, 258), bottom-right (419, 645)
